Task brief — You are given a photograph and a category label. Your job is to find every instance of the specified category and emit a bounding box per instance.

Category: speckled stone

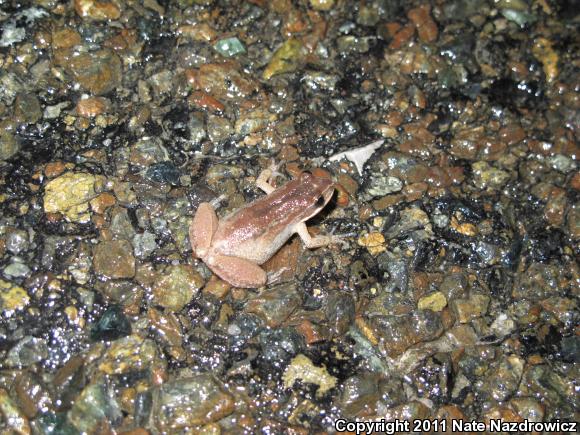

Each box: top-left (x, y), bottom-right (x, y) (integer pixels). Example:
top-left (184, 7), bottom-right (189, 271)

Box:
top-left (43, 172), bottom-right (101, 223)
top-left (152, 264), bottom-right (203, 311)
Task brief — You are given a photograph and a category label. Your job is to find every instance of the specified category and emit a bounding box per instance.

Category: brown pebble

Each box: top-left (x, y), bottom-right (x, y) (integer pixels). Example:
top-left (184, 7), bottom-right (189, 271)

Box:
top-left (188, 91), bottom-right (225, 113)
top-left (569, 172), bottom-right (580, 190)
top-left (45, 212), bottom-right (63, 223)
top-left (384, 22), bottom-right (401, 38)
top-left (74, 0), bottom-right (121, 21)
top-left (90, 192), bottom-right (116, 214)
top-left (335, 183), bottom-right (350, 207)
top-left (277, 145), bottom-right (300, 162)
top-left (150, 365), bottom-right (167, 386)
top-left (311, 167), bottom-right (332, 179)
top-left (295, 320), bottom-right (325, 344)
top-left (34, 30), bottom-right (52, 49)
top-left (119, 428), bottom-right (150, 435)
top-left (285, 162), bottom-right (302, 179)
top-left (389, 23), bottom-right (415, 50)
top-left (358, 204), bottom-right (373, 221)
top-left (407, 4), bottom-right (438, 43)
top-left (184, 69), bottom-right (199, 87)
top-left (499, 124), bottom-right (526, 145)
top-left (76, 97), bottom-right (109, 118)
top-left (44, 161), bottom-right (67, 178)
top-left (436, 404), bottom-right (466, 421)
top-left (92, 215), bottom-right (106, 229)
top-left (52, 28), bottom-right (81, 49)
top-left (450, 216), bottom-right (478, 237)
top-left (544, 187), bottom-right (567, 226)
top-left (337, 173), bottom-right (358, 196)
top-left (373, 194), bottom-right (404, 210)
top-left (202, 275), bottom-right (231, 299)
top-left (403, 182), bottom-right (427, 201)
top-left (177, 23), bottom-right (217, 42)
top-left (113, 29), bottom-right (140, 51)
top-left (230, 288), bottom-right (248, 301)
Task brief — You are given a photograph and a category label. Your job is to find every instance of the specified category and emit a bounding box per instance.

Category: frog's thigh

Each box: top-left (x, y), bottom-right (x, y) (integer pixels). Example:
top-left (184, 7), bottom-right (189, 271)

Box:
top-left (208, 255), bottom-right (267, 288)
top-left (190, 202), bottom-right (218, 257)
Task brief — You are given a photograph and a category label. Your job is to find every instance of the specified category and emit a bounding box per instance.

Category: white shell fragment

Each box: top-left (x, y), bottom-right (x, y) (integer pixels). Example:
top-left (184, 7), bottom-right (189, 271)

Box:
top-left (328, 139), bottom-right (384, 175)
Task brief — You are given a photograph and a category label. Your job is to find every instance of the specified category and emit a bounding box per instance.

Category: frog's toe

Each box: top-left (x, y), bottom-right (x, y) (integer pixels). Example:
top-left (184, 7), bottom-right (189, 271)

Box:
top-left (208, 255), bottom-right (267, 288)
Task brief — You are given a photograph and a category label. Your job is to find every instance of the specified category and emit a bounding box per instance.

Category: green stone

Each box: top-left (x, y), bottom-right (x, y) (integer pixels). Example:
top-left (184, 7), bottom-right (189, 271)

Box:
top-left (213, 37), bottom-right (246, 58)
top-left (263, 39), bottom-right (303, 80)
top-left (90, 305), bottom-right (132, 341)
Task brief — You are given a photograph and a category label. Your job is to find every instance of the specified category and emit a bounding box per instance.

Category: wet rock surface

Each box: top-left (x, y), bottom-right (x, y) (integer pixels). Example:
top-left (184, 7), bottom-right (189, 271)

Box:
top-left (0, 0), bottom-right (578, 432)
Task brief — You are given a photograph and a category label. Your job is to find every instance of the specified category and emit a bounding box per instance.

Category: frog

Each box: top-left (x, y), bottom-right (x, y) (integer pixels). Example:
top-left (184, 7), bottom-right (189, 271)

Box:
top-left (189, 166), bottom-right (339, 288)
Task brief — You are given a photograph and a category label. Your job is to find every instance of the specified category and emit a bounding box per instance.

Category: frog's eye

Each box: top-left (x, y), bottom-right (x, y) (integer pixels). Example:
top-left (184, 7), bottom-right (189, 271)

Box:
top-left (316, 195), bottom-right (326, 207)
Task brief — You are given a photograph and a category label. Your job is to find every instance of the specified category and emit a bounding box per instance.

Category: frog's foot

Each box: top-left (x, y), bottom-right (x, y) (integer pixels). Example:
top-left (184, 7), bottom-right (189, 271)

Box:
top-left (295, 223), bottom-right (344, 249)
top-left (256, 160), bottom-right (284, 194)
top-left (207, 255), bottom-right (267, 288)
top-left (209, 193), bottom-right (227, 209)
top-left (190, 202), bottom-right (218, 258)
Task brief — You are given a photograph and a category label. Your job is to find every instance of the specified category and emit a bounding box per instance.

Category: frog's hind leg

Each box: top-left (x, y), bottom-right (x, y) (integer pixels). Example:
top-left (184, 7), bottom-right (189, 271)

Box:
top-left (207, 255), bottom-right (267, 288)
top-left (190, 202), bottom-right (218, 258)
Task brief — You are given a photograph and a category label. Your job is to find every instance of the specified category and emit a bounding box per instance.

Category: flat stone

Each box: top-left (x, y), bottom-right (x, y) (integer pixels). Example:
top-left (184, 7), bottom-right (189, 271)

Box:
top-left (93, 240), bottom-right (136, 279)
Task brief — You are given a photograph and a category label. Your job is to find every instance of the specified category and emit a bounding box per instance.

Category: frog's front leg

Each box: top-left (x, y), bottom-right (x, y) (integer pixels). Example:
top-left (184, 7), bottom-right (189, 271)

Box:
top-left (295, 222), bottom-right (340, 248)
top-left (256, 161), bottom-right (283, 194)
top-left (190, 202), bottom-right (218, 258)
top-left (205, 255), bottom-right (267, 288)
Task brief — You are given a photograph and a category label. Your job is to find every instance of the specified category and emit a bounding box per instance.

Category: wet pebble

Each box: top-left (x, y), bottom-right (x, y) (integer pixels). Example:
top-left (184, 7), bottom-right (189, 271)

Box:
top-left (67, 381), bottom-right (122, 434)
top-left (13, 93), bottom-right (42, 125)
top-left (244, 283), bottom-right (301, 327)
top-left (213, 37), bottom-right (246, 58)
top-left (90, 305), bottom-right (132, 341)
top-left (43, 172), bottom-right (102, 223)
top-left (369, 310), bottom-right (444, 357)
top-left (65, 50), bottom-right (122, 95)
top-left (479, 355), bottom-right (525, 401)
top-left (0, 130), bottom-right (20, 161)
top-left (74, 0), bottom-right (121, 21)
top-left (263, 39), bottom-right (304, 80)
top-left (471, 161), bottom-right (510, 190)
top-left (417, 291), bottom-right (447, 312)
top-left (152, 265), bottom-right (202, 311)
top-left (3, 260), bottom-right (32, 279)
top-left (5, 336), bottom-right (48, 367)
top-left (0, 279), bottom-right (30, 315)
top-left (13, 372), bottom-right (53, 419)
top-left (5, 229), bottom-right (29, 255)
top-left (451, 293), bottom-right (490, 323)
top-left (367, 174), bottom-right (403, 197)
top-left (98, 335), bottom-right (157, 375)
top-left (153, 374), bottom-right (235, 430)
top-left (282, 354), bottom-right (337, 397)
top-left (0, 389), bottom-right (30, 434)
top-left (93, 240), bottom-right (136, 279)
top-left (132, 232), bottom-right (157, 258)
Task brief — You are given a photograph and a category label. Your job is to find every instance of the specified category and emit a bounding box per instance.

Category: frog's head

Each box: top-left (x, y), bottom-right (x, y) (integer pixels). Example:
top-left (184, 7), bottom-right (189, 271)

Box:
top-left (296, 171), bottom-right (335, 221)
